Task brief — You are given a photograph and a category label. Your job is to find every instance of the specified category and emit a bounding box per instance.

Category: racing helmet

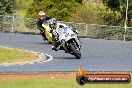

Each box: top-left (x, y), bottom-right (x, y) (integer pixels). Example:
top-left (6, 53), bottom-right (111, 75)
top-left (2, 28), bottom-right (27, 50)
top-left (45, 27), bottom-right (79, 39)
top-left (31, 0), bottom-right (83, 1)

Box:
top-left (49, 18), bottom-right (57, 25)
top-left (49, 18), bottom-right (57, 29)
top-left (39, 11), bottom-right (45, 16)
top-left (39, 11), bottom-right (46, 20)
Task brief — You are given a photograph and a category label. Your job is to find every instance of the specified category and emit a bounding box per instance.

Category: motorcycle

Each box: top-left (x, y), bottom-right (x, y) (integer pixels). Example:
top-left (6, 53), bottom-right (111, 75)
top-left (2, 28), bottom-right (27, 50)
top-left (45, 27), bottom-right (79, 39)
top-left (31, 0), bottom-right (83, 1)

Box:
top-left (41, 20), bottom-right (54, 44)
top-left (58, 27), bottom-right (81, 59)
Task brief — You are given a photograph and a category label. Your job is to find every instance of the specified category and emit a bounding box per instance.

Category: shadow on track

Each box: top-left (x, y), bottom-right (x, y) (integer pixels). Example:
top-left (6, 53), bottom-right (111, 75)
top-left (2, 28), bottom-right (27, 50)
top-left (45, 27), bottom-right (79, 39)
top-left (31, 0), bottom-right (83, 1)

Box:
top-left (31, 41), bottom-right (53, 45)
top-left (54, 56), bottom-right (78, 60)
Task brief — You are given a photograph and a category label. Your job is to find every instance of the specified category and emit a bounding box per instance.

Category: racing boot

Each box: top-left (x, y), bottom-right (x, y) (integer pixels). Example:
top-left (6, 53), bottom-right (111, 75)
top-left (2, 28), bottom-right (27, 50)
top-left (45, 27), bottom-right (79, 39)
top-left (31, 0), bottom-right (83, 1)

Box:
top-left (52, 46), bottom-right (58, 51)
top-left (52, 40), bottom-right (60, 51)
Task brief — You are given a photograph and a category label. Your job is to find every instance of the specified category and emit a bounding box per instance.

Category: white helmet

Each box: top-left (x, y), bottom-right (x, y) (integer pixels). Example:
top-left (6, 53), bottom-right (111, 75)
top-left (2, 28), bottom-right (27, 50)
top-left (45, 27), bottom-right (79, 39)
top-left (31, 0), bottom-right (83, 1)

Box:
top-left (49, 18), bottom-right (57, 25)
top-left (39, 11), bottom-right (45, 16)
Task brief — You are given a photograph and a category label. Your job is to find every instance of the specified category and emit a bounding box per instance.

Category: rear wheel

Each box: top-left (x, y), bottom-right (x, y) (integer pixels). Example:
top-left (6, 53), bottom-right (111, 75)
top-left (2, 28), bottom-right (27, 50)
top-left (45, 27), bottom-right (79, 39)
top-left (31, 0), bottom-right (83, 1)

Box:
top-left (70, 44), bottom-right (81, 59)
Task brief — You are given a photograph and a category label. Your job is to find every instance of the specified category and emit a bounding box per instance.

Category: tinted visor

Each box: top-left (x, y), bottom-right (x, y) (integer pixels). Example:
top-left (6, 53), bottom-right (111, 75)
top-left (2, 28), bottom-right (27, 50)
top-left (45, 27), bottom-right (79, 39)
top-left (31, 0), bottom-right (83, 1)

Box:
top-left (39, 15), bottom-right (45, 18)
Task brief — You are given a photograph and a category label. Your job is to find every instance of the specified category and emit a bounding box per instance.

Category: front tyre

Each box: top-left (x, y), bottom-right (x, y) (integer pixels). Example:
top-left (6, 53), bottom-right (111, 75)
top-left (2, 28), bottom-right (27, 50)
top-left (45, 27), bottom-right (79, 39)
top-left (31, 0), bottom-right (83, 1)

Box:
top-left (70, 44), bottom-right (81, 59)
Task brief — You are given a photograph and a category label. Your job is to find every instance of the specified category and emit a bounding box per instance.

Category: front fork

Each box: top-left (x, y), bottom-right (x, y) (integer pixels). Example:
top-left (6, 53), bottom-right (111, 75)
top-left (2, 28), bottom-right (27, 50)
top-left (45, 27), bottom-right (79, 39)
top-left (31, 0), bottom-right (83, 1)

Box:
top-left (74, 38), bottom-right (81, 50)
top-left (61, 40), bottom-right (69, 53)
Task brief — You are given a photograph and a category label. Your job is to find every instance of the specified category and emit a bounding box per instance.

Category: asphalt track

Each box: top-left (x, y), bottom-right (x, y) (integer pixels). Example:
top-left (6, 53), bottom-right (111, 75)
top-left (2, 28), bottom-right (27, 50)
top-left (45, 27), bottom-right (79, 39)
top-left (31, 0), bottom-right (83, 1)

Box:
top-left (0, 33), bottom-right (132, 72)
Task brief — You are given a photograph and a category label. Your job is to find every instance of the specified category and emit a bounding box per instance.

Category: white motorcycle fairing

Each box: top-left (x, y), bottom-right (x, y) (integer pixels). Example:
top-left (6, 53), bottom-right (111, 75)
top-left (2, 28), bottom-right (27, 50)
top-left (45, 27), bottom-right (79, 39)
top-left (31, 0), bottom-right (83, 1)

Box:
top-left (58, 27), bottom-right (81, 59)
top-left (59, 27), bottom-right (77, 41)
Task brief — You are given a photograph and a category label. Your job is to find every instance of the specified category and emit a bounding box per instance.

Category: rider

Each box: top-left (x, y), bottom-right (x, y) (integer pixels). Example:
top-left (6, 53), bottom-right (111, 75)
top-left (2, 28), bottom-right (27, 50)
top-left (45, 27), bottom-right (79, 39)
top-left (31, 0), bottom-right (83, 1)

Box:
top-left (48, 18), bottom-right (78, 51)
top-left (36, 11), bottom-right (52, 41)
top-left (48, 18), bottom-right (61, 51)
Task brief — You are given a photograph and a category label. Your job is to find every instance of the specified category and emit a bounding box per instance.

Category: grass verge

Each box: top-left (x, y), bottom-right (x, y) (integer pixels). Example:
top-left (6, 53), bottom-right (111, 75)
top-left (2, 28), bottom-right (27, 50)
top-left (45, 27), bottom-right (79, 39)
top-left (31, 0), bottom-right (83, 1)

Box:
top-left (0, 78), bottom-right (131, 88)
top-left (0, 47), bottom-right (38, 63)
top-left (0, 73), bottom-right (131, 88)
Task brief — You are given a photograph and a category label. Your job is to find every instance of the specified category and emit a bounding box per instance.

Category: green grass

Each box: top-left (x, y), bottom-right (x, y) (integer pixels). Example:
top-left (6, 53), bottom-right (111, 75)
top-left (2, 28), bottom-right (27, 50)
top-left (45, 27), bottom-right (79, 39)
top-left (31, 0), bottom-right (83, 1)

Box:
top-left (15, 0), bottom-right (32, 9)
top-left (15, 0), bottom-right (33, 17)
top-left (0, 47), bottom-right (37, 63)
top-left (15, 9), bottom-right (26, 17)
top-left (0, 78), bottom-right (131, 88)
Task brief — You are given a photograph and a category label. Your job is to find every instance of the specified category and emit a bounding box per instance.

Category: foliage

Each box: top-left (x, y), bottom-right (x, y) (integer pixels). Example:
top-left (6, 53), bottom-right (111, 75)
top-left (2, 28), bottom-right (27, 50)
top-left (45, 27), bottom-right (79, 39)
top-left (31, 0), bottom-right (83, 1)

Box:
top-left (72, 1), bottom-right (124, 26)
top-left (24, 18), bottom-right (37, 30)
top-left (0, 0), bottom-right (14, 31)
top-left (102, 0), bottom-right (132, 26)
top-left (24, 0), bottom-right (80, 30)
top-left (73, 2), bottom-right (105, 24)
top-left (0, 0), bottom-right (15, 15)
top-left (25, 0), bottom-right (80, 21)
top-left (103, 10), bottom-right (122, 26)
top-left (87, 26), bottom-right (132, 41)
top-left (75, 0), bottom-right (83, 3)
top-left (102, 0), bottom-right (120, 10)
top-left (15, 0), bottom-right (32, 9)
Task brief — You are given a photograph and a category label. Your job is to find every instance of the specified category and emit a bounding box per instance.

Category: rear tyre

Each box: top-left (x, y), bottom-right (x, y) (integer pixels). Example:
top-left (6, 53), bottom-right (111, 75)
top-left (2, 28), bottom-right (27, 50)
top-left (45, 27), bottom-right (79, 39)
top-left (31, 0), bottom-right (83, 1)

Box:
top-left (70, 44), bottom-right (81, 59)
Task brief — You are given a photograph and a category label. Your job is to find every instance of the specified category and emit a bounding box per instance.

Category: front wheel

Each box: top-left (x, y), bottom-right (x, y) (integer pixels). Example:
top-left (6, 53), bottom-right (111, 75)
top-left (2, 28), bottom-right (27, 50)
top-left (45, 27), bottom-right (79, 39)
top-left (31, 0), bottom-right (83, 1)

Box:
top-left (70, 44), bottom-right (81, 59)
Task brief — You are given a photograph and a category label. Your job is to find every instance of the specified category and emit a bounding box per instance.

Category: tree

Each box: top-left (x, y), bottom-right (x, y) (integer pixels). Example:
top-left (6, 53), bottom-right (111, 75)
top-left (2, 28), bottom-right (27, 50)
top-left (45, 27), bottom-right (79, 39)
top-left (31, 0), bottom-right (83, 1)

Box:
top-left (73, 2), bottom-right (105, 24)
top-left (102, 0), bottom-right (132, 26)
top-left (75, 0), bottom-right (83, 3)
top-left (0, 0), bottom-right (15, 32)
top-left (0, 0), bottom-right (15, 15)
top-left (25, 0), bottom-right (80, 21)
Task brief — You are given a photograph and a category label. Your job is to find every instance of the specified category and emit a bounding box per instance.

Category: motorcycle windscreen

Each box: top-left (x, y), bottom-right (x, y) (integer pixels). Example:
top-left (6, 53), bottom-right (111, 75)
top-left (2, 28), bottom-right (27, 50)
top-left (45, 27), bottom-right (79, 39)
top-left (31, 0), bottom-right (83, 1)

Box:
top-left (59, 28), bottom-right (66, 41)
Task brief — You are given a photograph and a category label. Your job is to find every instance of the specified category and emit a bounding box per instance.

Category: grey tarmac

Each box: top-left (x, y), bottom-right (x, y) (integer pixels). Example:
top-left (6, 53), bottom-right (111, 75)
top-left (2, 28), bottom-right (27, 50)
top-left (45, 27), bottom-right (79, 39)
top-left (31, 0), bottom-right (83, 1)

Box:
top-left (0, 33), bottom-right (132, 72)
